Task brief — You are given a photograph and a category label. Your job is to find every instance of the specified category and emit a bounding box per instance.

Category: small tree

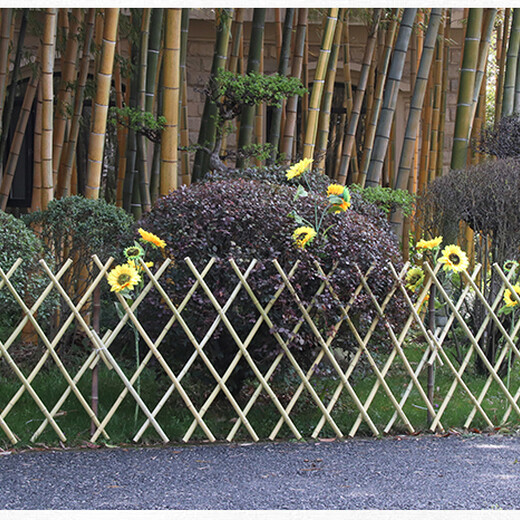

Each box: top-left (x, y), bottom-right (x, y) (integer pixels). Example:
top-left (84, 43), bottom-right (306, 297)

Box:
top-left (194, 68), bottom-right (306, 173)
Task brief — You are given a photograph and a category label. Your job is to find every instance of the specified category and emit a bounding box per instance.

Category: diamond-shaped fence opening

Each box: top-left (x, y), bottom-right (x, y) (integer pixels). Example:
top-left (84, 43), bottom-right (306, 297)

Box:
top-left (2, 256), bottom-right (520, 446)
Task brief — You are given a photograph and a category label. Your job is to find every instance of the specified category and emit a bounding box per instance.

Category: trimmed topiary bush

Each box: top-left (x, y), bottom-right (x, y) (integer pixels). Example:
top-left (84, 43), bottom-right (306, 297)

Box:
top-left (0, 211), bottom-right (53, 339)
top-left (138, 178), bottom-right (405, 391)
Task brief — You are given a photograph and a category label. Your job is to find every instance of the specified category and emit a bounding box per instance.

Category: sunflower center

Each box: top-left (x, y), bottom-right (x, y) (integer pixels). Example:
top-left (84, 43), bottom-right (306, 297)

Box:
top-left (126, 247), bottom-right (140, 257)
top-left (449, 253), bottom-right (460, 265)
top-left (117, 274), bottom-right (131, 285)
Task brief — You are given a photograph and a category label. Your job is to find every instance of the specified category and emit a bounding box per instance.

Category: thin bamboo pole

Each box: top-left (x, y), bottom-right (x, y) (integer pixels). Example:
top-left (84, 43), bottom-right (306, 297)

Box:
top-left (31, 83), bottom-right (43, 212)
top-left (85, 8), bottom-right (119, 200)
top-left (365, 8), bottom-right (417, 188)
top-left (502, 8), bottom-right (520, 118)
top-left (358, 10), bottom-right (398, 187)
top-left (280, 8), bottom-right (307, 163)
top-left (41, 8), bottom-right (57, 210)
top-left (495, 9), bottom-right (510, 126)
top-left (302, 8), bottom-right (339, 160)
top-left (394, 9), bottom-right (442, 191)
top-left (315, 9), bottom-right (344, 174)
top-left (0, 73), bottom-right (39, 210)
top-left (0, 8), bottom-right (13, 160)
top-left (53, 8), bottom-right (82, 191)
top-left (58, 8), bottom-right (96, 199)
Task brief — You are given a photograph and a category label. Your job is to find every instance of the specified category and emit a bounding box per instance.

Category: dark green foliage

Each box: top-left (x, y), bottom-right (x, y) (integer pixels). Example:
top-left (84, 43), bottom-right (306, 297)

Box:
top-left (350, 184), bottom-right (416, 218)
top-left (138, 178), bottom-right (405, 391)
top-left (0, 211), bottom-right (53, 335)
top-left (109, 106), bottom-right (166, 143)
top-left (478, 115), bottom-right (520, 159)
top-left (24, 196), bottom-right (134, 267)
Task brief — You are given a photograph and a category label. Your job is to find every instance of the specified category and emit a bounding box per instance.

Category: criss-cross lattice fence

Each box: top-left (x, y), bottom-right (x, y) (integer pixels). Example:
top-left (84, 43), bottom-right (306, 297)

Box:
top-left (1, 255), bottom-right (520, 445)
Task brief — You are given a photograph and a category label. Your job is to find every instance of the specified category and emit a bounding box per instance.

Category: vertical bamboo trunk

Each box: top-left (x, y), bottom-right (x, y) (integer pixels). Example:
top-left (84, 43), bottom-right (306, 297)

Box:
top-left (428, 14), bottom-right (445, 184)
top-left (302, 8), bottom-right (339, 161)
top-left (337, 9), bottom-right (383, 184)
top-left (0, 8), bottom-right (13, 156)
top-left (267, 8), bottom-right (295, 164)
top-left (191, 8), bottom-right (233, 181)
top-left (314, 9), bottom-right (344, 174)
top-left (470, 9), bottom-right (497, 128)
top-left (437, 9), bottom-right (451, 178)
top-left (179, 8), bottom-right (190, 185)
top-left (365, 8), bottom-right (417, 188)
top-left (236, 8), bottom-right (267, 168)
top-left (0, 74), bottom-right (38, 210)
top-left (53, 9), bottom-right (82, 191)
top-left (394, 9), bottom-right (442, 191)
top-left (450, 8), bottom-right (483, 171)
top-left (358, 11), bottom-right (398, 187)
top-left (137, 9), bottom-right (152, 212)
top-left (160, 8), bottom-right (181, 196)
top-left (416, 73), bottom-right (433, 198)
top-left (58, 8), bottom-right (96, 198)
top-left (41, 8), bottom-right (57, 210)
top-left (502, 9), bottom-right (520, 118)
top-left (253, 49), bottom-right (264, 167)
top-left (114, 40), bottom-right (128, 207)
top-left (280, 8), bottom-right (307, 163)
top-left (495, 9), bottom-right (510, 126)
top-left (301, 23), bottom-right (309, 155)
top-left (0, 10), bottom-right (27, 176)
top-left (85, 8), bottom-right (119, 200)
top-left (31, 83), bottom-right (43, 212)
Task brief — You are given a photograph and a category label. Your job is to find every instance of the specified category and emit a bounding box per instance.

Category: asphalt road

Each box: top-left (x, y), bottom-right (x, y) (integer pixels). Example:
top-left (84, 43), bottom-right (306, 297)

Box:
top-left (1, 434), bottom-right (520, 510)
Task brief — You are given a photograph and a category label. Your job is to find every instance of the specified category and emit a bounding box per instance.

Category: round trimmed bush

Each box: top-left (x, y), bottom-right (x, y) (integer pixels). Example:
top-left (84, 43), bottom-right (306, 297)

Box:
top-left (0, 211), bottom-right (52, 336)
top-left (139, 178), bottom-right (405, 390)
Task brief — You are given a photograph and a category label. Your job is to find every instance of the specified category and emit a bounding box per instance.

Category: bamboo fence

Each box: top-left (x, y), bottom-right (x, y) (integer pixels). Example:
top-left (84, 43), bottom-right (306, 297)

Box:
top-left (2, 256), bottom-right (520, 446)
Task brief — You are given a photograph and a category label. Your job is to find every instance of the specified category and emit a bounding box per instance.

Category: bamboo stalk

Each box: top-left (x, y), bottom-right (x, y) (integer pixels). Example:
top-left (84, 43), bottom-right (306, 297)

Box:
top-left (236, 8), bottom-right (266, 168)
top-left (160, 8), bottom-right (181, 196)
top-left (280, 8), bottom-right (307, 163)
top-left (41, 8), bottom-right (57, 210)
top-left (179, 8), bottom-right (190, 185)
top-left (358, 10), bottom-right (398, 187)
top-left (0, 73), bottom-right (39, 210)
top-left (31, 83), bottom-right (43, 212)
top-left (365, 8), bottom-right (417, 188)
top-left (137, 9), bottom-right (151, 212)
top-left (502, 8), bottom-right (520, 117)
top-left (85, 8), bottom-right (119, 200)
top-left (53, 8), bottom-right (82, 191)
top-left (0, 8), bottom-right (13, 157)
top-left (495, 9), bottom-right (510, 126)
top-left (58, 8), bottom-right (96, 198)
top-left (302, 8), bottom-right (339, 160)
top-left (394, 9), bottom-right (442, 191)
top-left (337, 9), bottom-right (382, 184)
top-left (267, 7), bottom-right (295, 164)
top-left (450, 8), bottom-right (484, 170)
top-left (315, 9), bottom-right (344, 174)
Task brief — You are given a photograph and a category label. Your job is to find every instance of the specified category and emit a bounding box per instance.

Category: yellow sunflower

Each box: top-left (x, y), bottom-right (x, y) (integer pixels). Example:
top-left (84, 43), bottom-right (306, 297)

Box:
top-left (138, 228), bottom-right (166, 248)
top-left (107, 263), bottom-right (141, 293)
top-left (438, 244), bottom-right (469, 272)
top-left (327, 184), bottom-right (351, 212)
top-left (127, 259), bottom-right (154, 272)
top-left (293, 226), bottom-right (317, 249)
top-left (124, 243), bottom-right (144, 260)
top-left (327, 184), bottom-right (345, 197)
top-left (504, 284), bottom-right (520, 307)
top-left (405, 266), bottom-right (425, 292)
top-left (286, 158), bottom-right (313, 180)
top-left (416, 236), bottom-right (443, 250)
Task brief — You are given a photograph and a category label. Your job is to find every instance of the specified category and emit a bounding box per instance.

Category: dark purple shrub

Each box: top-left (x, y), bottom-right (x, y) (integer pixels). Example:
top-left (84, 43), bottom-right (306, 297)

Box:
top-left (139, 179), bottom-right (405, 391)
